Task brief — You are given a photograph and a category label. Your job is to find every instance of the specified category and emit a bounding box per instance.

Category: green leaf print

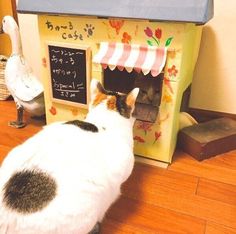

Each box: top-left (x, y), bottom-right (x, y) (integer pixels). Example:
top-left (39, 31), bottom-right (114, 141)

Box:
top-left (165, 37), bottom-right (173, 47)
top-left (147, 40), bottom-right (153, 46)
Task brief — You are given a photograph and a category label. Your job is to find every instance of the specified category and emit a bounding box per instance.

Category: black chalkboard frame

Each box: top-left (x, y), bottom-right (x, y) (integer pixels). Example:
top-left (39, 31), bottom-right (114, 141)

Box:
top-left (46, 41), bottom-right (91, 108)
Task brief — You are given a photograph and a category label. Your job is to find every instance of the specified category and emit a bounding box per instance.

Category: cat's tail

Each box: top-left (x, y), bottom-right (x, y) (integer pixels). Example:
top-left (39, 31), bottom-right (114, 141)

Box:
top-left (2, 169), bottom-right (57, 214)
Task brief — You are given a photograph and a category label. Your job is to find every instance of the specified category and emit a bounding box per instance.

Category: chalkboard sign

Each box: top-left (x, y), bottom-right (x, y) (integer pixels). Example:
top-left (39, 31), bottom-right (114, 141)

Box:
top-left (47, 43), bottom-right (91, 108)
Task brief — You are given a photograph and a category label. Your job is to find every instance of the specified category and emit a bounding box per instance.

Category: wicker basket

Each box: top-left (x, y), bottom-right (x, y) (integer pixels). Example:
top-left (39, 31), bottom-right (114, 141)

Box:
top-left (0, 55), bottom-right (11, 100)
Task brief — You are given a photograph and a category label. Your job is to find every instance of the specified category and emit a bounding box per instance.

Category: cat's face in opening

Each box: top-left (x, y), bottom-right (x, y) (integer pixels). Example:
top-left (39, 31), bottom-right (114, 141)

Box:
top-left (89, 79), bottom-right (139, 119)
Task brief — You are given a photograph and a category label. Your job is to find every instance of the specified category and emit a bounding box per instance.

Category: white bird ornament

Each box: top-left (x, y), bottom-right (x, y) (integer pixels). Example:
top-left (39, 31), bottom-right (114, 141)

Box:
top-left (0, 16), bottom-right (45, 128)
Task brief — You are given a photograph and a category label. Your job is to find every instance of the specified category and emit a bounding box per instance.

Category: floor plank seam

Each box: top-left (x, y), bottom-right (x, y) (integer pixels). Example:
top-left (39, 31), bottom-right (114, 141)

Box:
top-left (195, 192), bottom-right (236, 207)
top-left (122, 190), bottom-right (236, 230)
top-left (205, 220), bottom-right (236, 233)
top-left (195, 177), bottom-right (200, 195)
top-left (199, 176), bottom-right (236, 187)
top-left (122, 193), bottom-right (207, 224)
top-left (168, 167), bottom-right (236, 187)
top-left (104, 217), bottom-right (157, 233)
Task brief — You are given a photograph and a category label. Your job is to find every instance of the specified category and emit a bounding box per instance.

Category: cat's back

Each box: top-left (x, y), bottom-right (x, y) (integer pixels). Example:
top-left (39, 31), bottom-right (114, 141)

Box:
top-left (35, 119), bottom-right (102, 149)
top-left (0, 120), bottom-right (101, 176)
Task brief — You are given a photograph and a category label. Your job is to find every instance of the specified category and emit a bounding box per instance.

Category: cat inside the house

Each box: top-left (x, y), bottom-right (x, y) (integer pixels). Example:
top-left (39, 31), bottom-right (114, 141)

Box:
top-left (0, 79), bottom-right (139, 234)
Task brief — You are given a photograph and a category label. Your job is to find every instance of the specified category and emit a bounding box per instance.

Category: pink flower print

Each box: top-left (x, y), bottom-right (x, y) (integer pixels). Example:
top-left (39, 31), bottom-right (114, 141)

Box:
top-left (168, 65), bottom-right (178, 77)
top-left (164, 77), bottom-right (174, 94)
top-left (144, 27), bottom-right (160, 46)
top-left (144, 27), bottom-right (153, 37)
top-left (137, 121), bottom-right (153, 135)
top-left (153, 131), bottom-right (161, 144)
top-left (155, 28), bottom-right (162, 40)
top-left (134, 136), bottom-right (145, 143)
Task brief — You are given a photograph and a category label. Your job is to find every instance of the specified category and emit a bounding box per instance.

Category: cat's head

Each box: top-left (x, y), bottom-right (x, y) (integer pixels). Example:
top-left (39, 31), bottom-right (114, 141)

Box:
top-left (89, 79), bottom-right (139, 119)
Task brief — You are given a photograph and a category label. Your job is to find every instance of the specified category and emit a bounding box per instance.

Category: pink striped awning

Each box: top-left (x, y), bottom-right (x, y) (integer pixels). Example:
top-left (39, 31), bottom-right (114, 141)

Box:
top-left (93, 42), bottom-right (167, 77)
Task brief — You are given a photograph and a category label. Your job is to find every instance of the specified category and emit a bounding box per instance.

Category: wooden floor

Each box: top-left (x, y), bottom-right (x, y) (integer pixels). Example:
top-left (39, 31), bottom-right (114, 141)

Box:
top-left (0, 100), bottom-right (236, 234)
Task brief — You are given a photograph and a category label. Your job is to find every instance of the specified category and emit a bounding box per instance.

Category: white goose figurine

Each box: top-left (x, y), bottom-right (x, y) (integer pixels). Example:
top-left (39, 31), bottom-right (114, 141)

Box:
top-left (0, 15), bottom-right (45, 128)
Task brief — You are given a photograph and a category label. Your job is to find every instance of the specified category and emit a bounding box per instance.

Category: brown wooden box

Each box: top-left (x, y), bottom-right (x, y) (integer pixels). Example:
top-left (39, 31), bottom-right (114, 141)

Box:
top-left (178, 118), bottom-right (236, 161)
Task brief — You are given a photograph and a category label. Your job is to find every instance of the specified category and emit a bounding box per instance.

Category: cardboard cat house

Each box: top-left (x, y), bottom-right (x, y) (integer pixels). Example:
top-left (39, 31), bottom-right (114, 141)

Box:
top-left (18, 0), bottom-right (213, 164)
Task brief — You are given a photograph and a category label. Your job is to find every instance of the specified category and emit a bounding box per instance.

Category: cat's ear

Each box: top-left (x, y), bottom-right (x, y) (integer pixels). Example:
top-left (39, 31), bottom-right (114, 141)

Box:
top-left (126, 88), bottom-right (139, 110)
top-left (90, 79), bottom-right (106, 101)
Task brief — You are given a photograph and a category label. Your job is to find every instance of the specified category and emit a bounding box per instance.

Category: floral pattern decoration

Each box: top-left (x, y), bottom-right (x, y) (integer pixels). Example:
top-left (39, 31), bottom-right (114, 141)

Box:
top-left (134, 123), bottom-right (162, 145)
top-left (42, 57), bottom-right (47, 68)
top-left (109, 20), bottom-right (124, 35)
top-left (167, 65), bottom-right (178, 78)
top-left (133, 26), bottom-right (177, 146)
top-left (161, 64), bottom-right (179, 106)
top-left (153, 131), bottom-right (161, 144)
top-left (136, 121), bottom-right (153, 135)
top-left (122, 32), bottom-right (132, 44)
top-left (134, 136), bottom-right (145, 143)
top-left (164, 77), bottom-right (174, 94)
top-left (144, 26), bottom-right (173, 47)
top-left (49, 106), bottom-right (57, 115)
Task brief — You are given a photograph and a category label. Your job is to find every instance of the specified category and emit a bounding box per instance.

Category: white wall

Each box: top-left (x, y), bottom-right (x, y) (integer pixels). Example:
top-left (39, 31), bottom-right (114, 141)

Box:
top-left (18, 14), bottom-right (41, 79)
top-left (189, 0), bottom-right (236, 114)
